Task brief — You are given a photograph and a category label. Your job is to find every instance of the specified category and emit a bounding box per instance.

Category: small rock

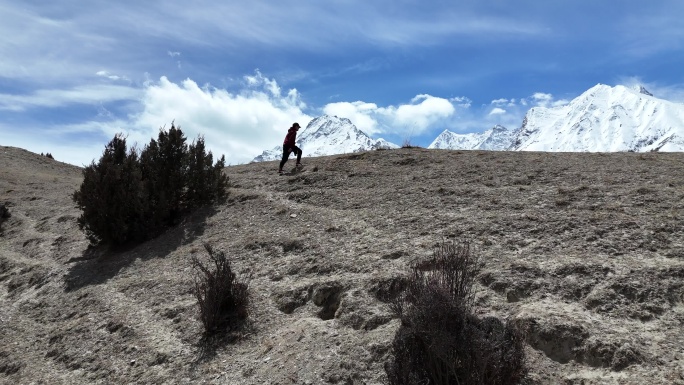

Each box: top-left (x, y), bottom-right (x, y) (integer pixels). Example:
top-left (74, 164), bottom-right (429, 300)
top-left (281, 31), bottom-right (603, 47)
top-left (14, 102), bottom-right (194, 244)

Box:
top-left (290, 213), bottom-right (297, 218)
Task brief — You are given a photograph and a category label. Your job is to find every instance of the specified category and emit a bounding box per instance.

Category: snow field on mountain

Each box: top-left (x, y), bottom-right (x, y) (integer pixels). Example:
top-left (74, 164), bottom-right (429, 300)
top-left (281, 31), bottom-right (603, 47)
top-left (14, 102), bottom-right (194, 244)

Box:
top-left (254, 84), bottom-right (684, 162)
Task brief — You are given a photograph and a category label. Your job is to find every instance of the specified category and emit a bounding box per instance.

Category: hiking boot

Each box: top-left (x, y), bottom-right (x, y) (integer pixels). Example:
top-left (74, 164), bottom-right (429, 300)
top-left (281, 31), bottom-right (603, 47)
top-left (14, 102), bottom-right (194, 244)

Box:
top-left (278, 169), bottom-right (284, 175)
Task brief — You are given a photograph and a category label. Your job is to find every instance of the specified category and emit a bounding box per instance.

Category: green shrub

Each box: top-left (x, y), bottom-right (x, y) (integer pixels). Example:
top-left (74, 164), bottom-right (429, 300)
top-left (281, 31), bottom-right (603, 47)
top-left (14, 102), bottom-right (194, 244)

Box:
top-left (73, 124), bottom-right (229, 246)
top-left (192, 244), bottom-right (250, 335)
top-left (139, 125), bottom-right (188, 229)
top-left (385, 241), bottom-right (527, 385)
top-left (185, 135), bottom-right (228, 207)
top-left (73, 134), bottom-right (147, 245)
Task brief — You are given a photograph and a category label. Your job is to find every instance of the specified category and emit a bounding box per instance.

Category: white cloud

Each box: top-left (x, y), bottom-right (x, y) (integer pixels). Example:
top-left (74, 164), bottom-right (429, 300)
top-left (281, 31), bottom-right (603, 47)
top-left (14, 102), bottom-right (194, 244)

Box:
top-left (96, 70), bottom-right (130, 82)
top-left (491, 98), bottom-right (517, 107)
top-left (465, 90), bottom-right (575, 132)
top-left (0, 84), bottom-right (141, 111)
top-left (323, 94), bottom-right (456, 136)
top-left (531, 92), bottom-right (553, 107)
top-left (450, 96), bottom-right (472, 108)
top-left (131, 73), bottom-right (311, 164)
top-left (522, 92), bottom-right (569, 108)
top-left (0, 3), bottom-right (119, 82)
top-left (0, 72), bottom-right (312, 166)
top-left (323, 101), bottom-right (382, 135)
top-left (365, 13), bottom-right (545, 46)
top-left (489, 107), bottom-right (506, 116)
top-left (244, 70), bottom-right (286, 99)
top-left (0, 1), bottom-right (550, 88)
top-left (392, 95), bottom-right (455, 132)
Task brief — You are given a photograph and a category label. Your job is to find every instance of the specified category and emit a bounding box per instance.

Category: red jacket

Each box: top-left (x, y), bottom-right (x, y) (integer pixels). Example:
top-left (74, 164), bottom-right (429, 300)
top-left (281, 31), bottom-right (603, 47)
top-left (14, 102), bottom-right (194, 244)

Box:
top-left (283, 127), bottom-right (298, 146)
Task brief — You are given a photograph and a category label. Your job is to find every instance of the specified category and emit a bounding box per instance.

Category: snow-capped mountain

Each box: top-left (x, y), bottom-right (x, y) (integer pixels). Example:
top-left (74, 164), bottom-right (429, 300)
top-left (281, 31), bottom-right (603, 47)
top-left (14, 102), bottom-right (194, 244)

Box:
top-left (430, 84), bottom-right (684, 153)
top-left (428, 130), bottom-right (481, 150)
top-left (428, 125), bottom-right (515, 151)
top-left (252, 115), bottom-right (398, 162)
top-left (254, 84), bottom-right (684, 159)
top-left (511, 84), bottom-right (684, 152)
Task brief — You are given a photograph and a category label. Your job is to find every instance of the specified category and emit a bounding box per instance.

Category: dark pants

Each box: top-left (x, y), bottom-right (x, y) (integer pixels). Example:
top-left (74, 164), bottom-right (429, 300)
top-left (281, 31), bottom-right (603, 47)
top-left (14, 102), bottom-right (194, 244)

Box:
top-left (279, 145), bottom-right (302, 170)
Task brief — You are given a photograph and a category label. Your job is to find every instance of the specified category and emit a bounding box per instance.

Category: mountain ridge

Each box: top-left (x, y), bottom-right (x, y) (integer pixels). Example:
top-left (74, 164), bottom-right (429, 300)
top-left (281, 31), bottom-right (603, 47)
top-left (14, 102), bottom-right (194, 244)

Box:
top-left (510, 83), bottom-right (684, 152)
top-left (252, 84), bottom-right (684, 159)
top-left (428, 124), bottom-right (515, 151)
top-left (252, 115), bottom-right (398, 162)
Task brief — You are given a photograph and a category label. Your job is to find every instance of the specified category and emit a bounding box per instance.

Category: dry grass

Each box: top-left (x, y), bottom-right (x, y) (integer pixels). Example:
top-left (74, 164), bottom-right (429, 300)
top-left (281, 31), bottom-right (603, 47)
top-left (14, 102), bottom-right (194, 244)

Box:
top-left (2, 146), bottom-right (684, 384)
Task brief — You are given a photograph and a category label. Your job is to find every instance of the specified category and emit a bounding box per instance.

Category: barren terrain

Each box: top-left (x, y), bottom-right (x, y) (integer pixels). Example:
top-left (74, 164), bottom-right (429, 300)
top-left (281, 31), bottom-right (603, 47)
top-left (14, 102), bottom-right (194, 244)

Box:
top-left (2, 145), bottom-right (684, 384)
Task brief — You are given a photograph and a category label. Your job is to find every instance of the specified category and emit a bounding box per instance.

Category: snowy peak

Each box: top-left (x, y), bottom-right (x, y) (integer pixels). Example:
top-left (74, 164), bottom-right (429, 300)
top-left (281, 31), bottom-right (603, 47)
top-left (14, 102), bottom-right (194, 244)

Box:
top-left (252, 115), bottom-right (398, 162)
top-left (479, 125), bottom-right (516, 150)
top-left (297, 115), bottom-right (398, 156)
top-left (428, 130), bottom-right (481, 150)
top-left (632, 85), bottom-right (654, 97)
top-left (298, 115), bottom-right (359, 141)
top-left (428, 125), bottom-right (514, 151)
top-left (430, 83), bottom-right (684, 153)
top-left (253, 84), bottom-right (684, 161)
top-left (513, 83), bottom-right (684, 152)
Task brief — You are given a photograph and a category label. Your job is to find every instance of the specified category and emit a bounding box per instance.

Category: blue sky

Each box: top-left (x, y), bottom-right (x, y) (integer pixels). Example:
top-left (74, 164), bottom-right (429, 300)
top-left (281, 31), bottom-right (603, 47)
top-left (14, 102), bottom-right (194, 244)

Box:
top-left (2, 0), bottom-right (684, 166)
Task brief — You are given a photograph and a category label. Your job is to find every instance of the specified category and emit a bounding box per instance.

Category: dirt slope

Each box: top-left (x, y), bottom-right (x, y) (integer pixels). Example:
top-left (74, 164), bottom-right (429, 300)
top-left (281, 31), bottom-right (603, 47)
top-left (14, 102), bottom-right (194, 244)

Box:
top-left (1, 145), bottom-right (684, 384)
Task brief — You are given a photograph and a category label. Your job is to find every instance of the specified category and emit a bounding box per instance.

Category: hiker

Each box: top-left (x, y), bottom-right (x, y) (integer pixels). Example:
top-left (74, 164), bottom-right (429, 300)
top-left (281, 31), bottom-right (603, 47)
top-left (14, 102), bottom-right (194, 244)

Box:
top-left (278, 122), bottom-right (303, 174)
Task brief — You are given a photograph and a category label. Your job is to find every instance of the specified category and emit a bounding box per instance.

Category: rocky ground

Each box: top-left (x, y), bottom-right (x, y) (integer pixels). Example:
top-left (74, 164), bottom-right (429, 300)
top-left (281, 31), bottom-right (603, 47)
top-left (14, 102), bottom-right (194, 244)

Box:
top-left (1, 145), bottom-right (684, 384)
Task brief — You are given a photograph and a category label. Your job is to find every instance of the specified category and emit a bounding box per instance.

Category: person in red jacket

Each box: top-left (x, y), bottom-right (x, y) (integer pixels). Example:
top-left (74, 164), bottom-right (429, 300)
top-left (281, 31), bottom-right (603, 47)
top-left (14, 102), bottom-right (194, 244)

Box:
top-left (278, 122), bottom-right (303, 174)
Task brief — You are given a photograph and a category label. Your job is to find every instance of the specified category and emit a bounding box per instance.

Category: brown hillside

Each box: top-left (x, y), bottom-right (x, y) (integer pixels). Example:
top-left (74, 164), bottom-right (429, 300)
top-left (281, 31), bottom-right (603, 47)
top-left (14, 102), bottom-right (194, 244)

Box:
top-left (1, 145), bottom-right (684, 384)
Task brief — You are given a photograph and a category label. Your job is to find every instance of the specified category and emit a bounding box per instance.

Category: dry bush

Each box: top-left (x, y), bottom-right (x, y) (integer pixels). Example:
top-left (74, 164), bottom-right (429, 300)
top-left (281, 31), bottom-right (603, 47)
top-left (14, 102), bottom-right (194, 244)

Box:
top-left (401, 139), bottom-right (421, 149)
top-left (192, 244), bottom-right (250, 335)
top-left (0, 203), bottom-right (9, 220)
top-left (386, 241), bottom-right (527, 385)
top-left (0, 203), bottom-right (9, 232)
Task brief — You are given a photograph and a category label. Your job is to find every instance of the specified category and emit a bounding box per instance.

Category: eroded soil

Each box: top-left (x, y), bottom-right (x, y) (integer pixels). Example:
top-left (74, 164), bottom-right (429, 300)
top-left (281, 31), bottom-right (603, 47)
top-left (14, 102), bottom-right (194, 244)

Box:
top-left (2, 146), bottom-right (684, 384)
